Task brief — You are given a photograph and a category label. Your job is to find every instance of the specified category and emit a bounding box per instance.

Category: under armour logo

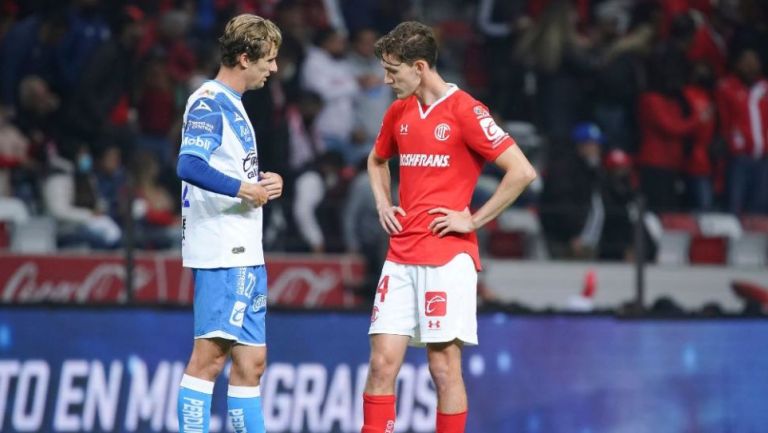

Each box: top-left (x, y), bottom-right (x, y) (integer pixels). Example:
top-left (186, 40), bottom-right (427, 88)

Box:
top-left (428, 320), bottom-right (441, 329)
top-left (400, 124), bottom-right (409, 134)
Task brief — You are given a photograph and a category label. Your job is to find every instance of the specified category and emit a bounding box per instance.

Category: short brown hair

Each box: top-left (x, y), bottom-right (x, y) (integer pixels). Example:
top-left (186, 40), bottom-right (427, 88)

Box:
top-left (219, 14), bottom-right (282, 67)
top-left (374, 21), bottom-right (437, 67)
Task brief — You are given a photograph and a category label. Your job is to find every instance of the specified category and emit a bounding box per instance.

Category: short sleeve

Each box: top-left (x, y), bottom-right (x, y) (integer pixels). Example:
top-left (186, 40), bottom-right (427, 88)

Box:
top-left (458, 101), bottom-right (515, 162)
top-left (179, 97), bottom-right (223, 162)
top-left (373, 102), bottom-right (401, 159)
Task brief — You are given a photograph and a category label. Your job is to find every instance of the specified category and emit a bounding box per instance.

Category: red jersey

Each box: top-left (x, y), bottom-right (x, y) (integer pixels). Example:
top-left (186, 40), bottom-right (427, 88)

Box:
top-left (374, 86), bottom-right (515, 270)
top-left (715, 76), bottom-right (768, 158)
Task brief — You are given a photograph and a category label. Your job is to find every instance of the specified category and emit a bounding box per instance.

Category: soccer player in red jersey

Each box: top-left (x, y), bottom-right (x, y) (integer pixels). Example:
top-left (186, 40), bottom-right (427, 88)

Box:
top-left (361, 21), bottom-right (537, 433)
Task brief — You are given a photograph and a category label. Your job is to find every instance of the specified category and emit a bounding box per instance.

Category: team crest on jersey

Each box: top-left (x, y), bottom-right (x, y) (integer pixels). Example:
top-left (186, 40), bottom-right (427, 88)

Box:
top-left (434, 123), bottom-right (451, 141)
top-left (193, 100), bottom-right (212, 112)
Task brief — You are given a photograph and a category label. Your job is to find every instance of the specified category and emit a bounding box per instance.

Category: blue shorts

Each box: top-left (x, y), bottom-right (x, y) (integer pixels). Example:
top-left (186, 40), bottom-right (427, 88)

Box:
top-left (192, 266), bottom-right (268, 346)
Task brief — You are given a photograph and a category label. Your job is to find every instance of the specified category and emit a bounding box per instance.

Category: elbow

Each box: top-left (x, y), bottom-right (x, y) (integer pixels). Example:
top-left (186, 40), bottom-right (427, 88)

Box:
top-left (518, 164), bottom-right (537, 187)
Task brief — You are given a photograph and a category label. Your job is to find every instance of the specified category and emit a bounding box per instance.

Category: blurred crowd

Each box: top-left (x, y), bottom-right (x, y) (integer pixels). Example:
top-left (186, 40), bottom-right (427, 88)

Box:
top-left (0, 0), bottom-right (766, 268)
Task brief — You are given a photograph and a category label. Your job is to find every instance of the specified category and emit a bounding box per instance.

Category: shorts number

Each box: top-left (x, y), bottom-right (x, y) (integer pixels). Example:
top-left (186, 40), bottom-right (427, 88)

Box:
top-left (377, 276), bottom-right (389, 302)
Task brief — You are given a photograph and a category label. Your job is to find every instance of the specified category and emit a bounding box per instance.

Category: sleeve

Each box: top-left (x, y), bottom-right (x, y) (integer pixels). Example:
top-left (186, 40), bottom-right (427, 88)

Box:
top-left (176, 154), bottom-right (241, 197)
top-left (179, 97), bottom-right (224, 162)
top-left (640, 93), bottom-right (697, 137)
top-left (373, 102), bottom-right (400, 159)
top-left (293, 172), bottom-right (325, 249)
top-left (457, 100), bottom-right (515, 161)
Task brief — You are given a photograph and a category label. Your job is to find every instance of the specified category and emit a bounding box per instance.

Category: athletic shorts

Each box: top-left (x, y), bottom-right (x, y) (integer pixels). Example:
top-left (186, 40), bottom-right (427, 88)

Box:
top-left (368, 253), bottom-right (478, 346)
top-left (192, 265), bottom-right (268, 346)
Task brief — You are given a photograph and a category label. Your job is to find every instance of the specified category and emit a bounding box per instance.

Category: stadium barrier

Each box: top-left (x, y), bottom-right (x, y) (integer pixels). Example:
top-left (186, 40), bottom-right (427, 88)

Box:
top-left (1, 309), bottom-right (767, 433)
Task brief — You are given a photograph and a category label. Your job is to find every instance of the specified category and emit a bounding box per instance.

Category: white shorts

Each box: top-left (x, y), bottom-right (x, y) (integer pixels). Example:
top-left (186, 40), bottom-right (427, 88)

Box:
top-left (368, 253), bottom-right (478, 346)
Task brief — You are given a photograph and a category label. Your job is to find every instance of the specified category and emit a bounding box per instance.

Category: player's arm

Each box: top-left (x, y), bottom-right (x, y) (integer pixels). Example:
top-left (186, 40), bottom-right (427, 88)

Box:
top-left (177, 97), bottom-right (268, 206)
top-left (429, 103), bottom-right (536, 237)
top-left (368, 103), bottom-right (405, 235)
top-left (368, 150), bottom-right (405, 234)
top-left (428, 145), bottom-right (536, 236)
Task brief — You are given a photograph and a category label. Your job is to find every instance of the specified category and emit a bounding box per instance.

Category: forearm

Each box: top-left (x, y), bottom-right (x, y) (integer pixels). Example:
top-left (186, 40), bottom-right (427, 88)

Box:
top-left (470, 170), bottom-right (535, 229)
top-left (367, 152), bottom-right (394, 208)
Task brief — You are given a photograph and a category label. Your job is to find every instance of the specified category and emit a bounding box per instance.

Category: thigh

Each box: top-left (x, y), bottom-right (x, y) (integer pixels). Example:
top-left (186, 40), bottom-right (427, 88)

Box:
top-left (193, 266), bottom-right (262, 344)
top-left (414, 254), bottom-right (478, 346)
top-left (241, 265), bottom-right (268, 346)
top-left (369, 261), bottom-right (419, 338)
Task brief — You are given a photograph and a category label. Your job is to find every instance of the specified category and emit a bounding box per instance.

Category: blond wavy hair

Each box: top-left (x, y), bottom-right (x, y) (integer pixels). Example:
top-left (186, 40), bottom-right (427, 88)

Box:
top-left (219, 14), bottom-right (282, 67)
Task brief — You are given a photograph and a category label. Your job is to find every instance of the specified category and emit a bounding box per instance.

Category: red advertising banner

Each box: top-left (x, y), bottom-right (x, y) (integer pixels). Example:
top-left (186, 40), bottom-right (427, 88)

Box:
top-left (0, 253), bottom-right (364, 308)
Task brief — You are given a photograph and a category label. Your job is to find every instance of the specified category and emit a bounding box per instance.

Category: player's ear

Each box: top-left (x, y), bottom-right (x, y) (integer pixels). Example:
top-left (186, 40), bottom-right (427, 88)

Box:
top-left (414, 60), bottom-right (428, 75)
top-left (237, 52), bottom-right (250, 69)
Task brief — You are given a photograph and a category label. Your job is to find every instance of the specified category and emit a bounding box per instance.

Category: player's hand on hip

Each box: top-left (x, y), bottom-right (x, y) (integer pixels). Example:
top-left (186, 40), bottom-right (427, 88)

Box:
top-left (237, 182), bottom-right (269, 207)
top-left (258, 171), bottom-right (283, 199)
top-left (427, 207), bottom-right (475, 237)
top-left (377, 204), bottom-right (405, 234)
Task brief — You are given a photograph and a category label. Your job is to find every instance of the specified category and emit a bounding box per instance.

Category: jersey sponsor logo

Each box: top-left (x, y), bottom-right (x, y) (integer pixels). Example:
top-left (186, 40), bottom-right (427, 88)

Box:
top-left (434, 123), bottom-right (451, 141)
top-left (192, 100), bottom-right (212, 112)
top-left (473, 105), bottom-right (490, 119)
top-left (236, 268), bottom-right (256, 297)
top-left (478, 117), bottom-right (508, 147)
top-left (399, 124), bottom-right (409, 134)
top-left (425, 291), bottom-right (447, 316)
top-left (229, 301), bottom-right (247, 327)
top-left (242, 150), bottom-right (259, 179)
top-left (252, 294), bottom-right (267, 313)
top-left (186, 120), bottom-right (215, 133)
top-left (181, 136), bottom-right (213, 151)
top-left (399, 153), bottom-right (451, 168)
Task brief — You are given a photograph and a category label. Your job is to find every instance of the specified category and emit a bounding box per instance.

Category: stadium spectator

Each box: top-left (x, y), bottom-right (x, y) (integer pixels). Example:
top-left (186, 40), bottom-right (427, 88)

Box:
top-left (636, 47), bottom-right (704, 212)
top-left (42, 145), bottom-right (121, 249)
top-left (131, 150), bottom-right (180, 249)
top-left (292, 150), bottom-right (347, 253)
top-left (683, 61), bottom-right (718, 211)
top-left (540, 122), bottom-right (606, 259)
top-left (300, 28), bottom-right (361, 164)
top-left (0, 8), bottom-right (69, 108)
top-left (63, 5), bottom-right (145, 155)
top-left (348, 27), bottom-right (393, 165)
top-left (715, 47), bottom-right (768, 214)
top-left (0, 105), bottom-right (30, 225)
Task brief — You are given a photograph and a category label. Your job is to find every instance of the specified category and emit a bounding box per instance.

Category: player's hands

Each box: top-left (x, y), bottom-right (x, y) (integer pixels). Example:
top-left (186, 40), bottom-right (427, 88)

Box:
top-left (377, 203), bottom-right (406, 235)
top-left (427, 207), bottom-right (475, 237)
top-left (237, 182), bottom-right (269, 207)
top-left (258, 171), bottom-right (283, 200)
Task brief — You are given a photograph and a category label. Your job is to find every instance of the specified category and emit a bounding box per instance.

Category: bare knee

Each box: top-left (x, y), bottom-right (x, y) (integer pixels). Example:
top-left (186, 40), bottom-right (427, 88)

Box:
top-left (367, 351), bottom-right (400, 391)
top-left (427, 344), bottom-right (463, 393)
top-left (230, 355), bottom-right (266, 384)
top-left (186, 344), bottom-right (229, 381)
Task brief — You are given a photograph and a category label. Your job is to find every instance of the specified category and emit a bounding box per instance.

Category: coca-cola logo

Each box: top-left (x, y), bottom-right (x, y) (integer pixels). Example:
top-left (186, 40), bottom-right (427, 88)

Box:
top-left (268, 267), bottom-right (340, 307)
top-left (2, 262), bottom-right (153, 303)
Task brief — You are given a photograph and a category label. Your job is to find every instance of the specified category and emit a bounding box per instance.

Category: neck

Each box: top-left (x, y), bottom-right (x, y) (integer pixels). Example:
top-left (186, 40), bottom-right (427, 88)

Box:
top-left (414, 69), bottom-right (450, 106)
top-left (215, 66), bottom-right (246, 95)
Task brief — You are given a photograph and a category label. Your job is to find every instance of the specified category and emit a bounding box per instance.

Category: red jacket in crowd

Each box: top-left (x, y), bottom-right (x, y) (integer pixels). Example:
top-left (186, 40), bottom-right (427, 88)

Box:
top-left (683, 85), bottom-right (716, 176)
top-left (636, 92), bottom-right (698, 171)
top-left (715, 76), bottom-right (768, 158)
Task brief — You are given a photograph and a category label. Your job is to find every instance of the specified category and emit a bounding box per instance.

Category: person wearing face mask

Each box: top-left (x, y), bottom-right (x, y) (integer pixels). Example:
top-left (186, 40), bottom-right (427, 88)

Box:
top-left (41, 144), bottom-right (121, 249)
top-left (540, 122), bottom-right (606, 259)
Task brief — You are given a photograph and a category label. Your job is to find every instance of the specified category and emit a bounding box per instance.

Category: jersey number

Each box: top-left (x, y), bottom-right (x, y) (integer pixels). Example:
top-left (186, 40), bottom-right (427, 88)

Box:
top-left (377, 276), bottom-right (390, 302)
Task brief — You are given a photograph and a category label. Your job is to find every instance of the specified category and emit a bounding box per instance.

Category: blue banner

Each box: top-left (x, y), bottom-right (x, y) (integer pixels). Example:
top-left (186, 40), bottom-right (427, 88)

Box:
top-left (0, 309), bottom-right (767, 432)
